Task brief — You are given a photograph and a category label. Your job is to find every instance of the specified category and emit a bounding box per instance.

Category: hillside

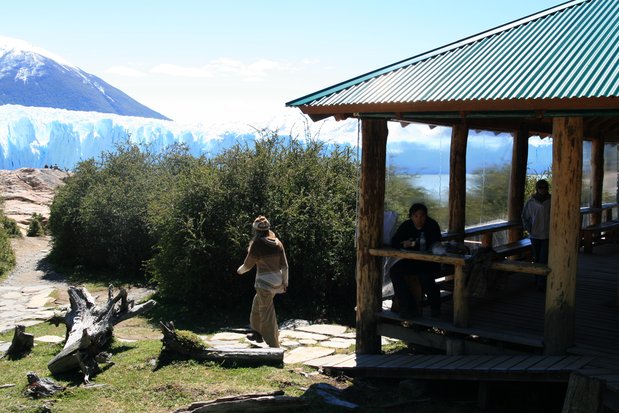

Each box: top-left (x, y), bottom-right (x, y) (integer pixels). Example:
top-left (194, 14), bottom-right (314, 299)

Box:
top-left (0, 167), bottom-right (68, 232)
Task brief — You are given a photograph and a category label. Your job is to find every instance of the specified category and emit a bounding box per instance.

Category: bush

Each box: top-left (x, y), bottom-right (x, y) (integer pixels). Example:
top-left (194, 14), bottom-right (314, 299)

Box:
top-left (1, 215), bottom-right (21, 237)
top-left (48, 142), bottom-right (164, 277)
top-left (49, 133), bottom-right (360, 320)
top-left (27, 213), bottom-right (46, 237)
top-left (147, 134), bottom-right (359, 320)
top-left (0, 220), bottom-right (16, 277)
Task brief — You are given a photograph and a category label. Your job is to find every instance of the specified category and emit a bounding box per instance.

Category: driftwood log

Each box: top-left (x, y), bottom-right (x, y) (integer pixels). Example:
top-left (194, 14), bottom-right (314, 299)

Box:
top-left (4, 325), bottom-right (34, 358)
top-left (47, 285), bottom-right (156, 382)
top-left (160, 321), bottom-right (284, 366)
top-left (173, 391), bottom-right (308, 412)
top-left (24, 371), bottom-right (65, 399)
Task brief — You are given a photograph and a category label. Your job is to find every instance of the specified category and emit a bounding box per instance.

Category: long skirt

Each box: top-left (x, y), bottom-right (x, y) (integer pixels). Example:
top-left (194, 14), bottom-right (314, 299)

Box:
top-left (250, 288), bottom-right (279, 347)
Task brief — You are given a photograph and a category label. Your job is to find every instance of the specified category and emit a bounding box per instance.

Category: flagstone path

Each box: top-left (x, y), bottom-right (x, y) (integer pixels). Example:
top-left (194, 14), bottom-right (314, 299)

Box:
top-left (0, 236), bottom-right (395, 365)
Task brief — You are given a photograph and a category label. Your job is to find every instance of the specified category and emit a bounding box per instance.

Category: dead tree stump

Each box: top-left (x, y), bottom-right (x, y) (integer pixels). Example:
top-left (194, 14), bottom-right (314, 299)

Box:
top-left (5, 325), bottom-right (34, 358)
top-left (47, 285), bottom-right (156, 382)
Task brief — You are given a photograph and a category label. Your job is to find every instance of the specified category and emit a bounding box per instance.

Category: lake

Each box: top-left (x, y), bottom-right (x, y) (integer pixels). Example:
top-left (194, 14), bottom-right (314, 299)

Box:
top-left (409, 174), bottom-right (479, 202)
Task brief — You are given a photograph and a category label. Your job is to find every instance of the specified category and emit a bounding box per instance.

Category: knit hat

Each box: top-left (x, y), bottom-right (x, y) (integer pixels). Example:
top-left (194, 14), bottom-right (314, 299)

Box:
top-left (536, 179), bottom-right (549, 189)
top-left (252, 215), bottom-right (270, 231)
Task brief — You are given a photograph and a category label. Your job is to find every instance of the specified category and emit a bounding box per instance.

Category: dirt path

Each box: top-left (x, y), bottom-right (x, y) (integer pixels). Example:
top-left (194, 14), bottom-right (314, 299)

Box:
top-left (0, 235), bottom-right (159, 342)
top-left (0, 236), bottom-right (69, 334)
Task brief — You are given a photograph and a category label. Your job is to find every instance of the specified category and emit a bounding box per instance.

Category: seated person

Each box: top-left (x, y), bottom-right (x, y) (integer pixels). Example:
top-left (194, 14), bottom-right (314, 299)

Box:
top-left (390, 203), bottom-right (442, 318)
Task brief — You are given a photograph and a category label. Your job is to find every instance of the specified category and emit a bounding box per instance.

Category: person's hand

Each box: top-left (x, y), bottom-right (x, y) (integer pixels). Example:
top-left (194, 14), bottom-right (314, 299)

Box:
top-left (283, 284), bottom-right (288, 293)
top-left (401, 238), bottom-right (415, 248)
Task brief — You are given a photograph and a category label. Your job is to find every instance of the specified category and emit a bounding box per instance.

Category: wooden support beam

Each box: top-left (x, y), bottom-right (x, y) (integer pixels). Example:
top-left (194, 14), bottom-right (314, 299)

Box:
top-left (545, 117), bottom-right (583, 355)
top-left (508, 125), bottom-right (529, 243)
top-left (356, 118), bottom-right (388, 354)
top-left (452, 265), bottom-right (469, 327)
top-left (449, 122), bottom-right (468, 238)
top-left (590, 137), bottom-right (604, 226)
top-left (561, 372), bottom-right (604, 413)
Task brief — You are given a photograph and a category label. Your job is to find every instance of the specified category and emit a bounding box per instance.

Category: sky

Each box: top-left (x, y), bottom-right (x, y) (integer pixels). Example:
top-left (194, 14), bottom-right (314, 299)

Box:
top-left (2, 0), bottom-right (564, 126)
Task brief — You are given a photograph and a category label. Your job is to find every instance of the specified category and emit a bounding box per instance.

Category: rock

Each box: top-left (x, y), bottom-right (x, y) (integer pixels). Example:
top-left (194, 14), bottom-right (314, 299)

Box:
top-left (0, 168), bottom-right (69, 232)
top-left (283, 346), bottom-right (335, 364)
top-left (295, 324), bottom-right (348, 336)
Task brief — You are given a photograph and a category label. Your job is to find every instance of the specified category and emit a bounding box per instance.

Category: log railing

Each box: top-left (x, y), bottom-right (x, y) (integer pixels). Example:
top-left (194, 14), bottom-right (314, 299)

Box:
top-left (442, 220), bottom-right (523, 248)
top-left (580, 203), bottom-right (619, 226)
top-left (580, 203), bottom-right (619, 253)
top-left (369, 247), bottom-right (549, 328)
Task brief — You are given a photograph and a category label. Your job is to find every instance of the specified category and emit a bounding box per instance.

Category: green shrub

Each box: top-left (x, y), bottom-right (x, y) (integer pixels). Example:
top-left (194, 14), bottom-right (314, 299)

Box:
top-left (1, 215), bottom-right (21, 237)
top-left (147, 133), bottom-right (359, 320)
top-left (27, 212), bottom-right (46, 237)
top-left (0, 224), bottom-right (15, 277)
top-left (48, 142), bottom-right (164, 277)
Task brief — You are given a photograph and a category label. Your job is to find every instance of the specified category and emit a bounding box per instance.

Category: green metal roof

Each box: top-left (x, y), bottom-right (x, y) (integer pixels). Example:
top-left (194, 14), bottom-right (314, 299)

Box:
top-left (287, 0), bottom-right (619, 116)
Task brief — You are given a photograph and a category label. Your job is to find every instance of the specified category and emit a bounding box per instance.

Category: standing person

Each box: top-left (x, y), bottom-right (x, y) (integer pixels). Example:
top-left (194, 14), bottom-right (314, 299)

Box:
top-left (389, 203), bottom-right (443, 318)
top-left (237, 215), bottom-right (289, 347)
top-left (522, 179), bottom-right (551, 291)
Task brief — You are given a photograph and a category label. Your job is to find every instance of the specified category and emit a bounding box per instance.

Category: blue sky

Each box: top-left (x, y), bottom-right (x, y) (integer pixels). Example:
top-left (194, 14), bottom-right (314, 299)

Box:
top-left (3, 0), bottom-right (563, 125)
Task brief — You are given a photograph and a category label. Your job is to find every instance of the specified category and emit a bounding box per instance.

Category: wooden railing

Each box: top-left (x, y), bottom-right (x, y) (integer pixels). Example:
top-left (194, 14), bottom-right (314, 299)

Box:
top-left (580, 203), bottom-right (619, 253)
top-left (580, 202), bottom-right (619, 226)
top-left (369, 247), bottom-right (549, 328)
top-left (441, 220), bottom-right (522, 247)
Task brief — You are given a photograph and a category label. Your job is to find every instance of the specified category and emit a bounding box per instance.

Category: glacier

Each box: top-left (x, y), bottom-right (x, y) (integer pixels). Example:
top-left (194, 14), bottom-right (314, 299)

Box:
top-left (0, 104), bottom-right (363, 170)
top-left (0, 104), bottom-right (554, 174)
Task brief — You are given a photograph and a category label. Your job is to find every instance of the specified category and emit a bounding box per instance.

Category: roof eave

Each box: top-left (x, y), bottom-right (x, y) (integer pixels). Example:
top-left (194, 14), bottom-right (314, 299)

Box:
top-left (294, 97), bottom-right (619, 120)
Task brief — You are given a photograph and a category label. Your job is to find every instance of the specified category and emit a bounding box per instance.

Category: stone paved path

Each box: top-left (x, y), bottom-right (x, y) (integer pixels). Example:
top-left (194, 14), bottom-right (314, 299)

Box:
top-left (0, 236), bottom-right (68, 336)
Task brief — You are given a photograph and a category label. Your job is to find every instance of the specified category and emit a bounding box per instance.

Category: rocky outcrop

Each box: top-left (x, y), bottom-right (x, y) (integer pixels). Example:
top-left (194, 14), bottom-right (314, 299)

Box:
top-left (0, 168), bottom-right (69, 232)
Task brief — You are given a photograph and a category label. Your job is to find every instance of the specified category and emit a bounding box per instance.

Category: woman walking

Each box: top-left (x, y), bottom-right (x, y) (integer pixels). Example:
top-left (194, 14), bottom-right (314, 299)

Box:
top-left (237, 215), bottom-right (289, 347)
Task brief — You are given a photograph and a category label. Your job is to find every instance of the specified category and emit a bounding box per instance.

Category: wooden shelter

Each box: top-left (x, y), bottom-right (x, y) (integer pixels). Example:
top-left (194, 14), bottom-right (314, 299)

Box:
top-left (287, 0), bottom-right (619, 356)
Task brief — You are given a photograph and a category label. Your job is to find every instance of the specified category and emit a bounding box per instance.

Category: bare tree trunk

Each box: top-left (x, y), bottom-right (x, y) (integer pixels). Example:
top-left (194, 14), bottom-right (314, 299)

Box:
top-left (160, 321), bottom-right (284, 366)
top-left (48, 285), bottom-right (156, 382)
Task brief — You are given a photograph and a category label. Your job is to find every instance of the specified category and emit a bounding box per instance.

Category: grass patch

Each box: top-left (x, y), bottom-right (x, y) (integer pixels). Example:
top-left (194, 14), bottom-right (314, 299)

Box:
top-left (0, 323), bottom-right (356, 413)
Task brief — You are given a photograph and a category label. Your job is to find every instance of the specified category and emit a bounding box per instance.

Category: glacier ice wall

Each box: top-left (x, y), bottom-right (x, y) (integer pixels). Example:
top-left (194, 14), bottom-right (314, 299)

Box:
top-left (0, 105), bottom-right (312, 170)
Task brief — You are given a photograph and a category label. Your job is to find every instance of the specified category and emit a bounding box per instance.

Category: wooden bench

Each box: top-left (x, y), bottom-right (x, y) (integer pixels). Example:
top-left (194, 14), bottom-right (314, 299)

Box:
top-left (372, 247), bottom-right (549, 329)
top-left (581, 220), bottom-right (619, 253)
top-left (387, 238), bottom-right (532, 315)
top-left (442, 221), bottom-right (531, 260)
top-left (580, 203), bottom-right (619, 253)
top-left (442, 220), bottom-right (522, 248)
top-left (494, 238), bottom-right (532, 259)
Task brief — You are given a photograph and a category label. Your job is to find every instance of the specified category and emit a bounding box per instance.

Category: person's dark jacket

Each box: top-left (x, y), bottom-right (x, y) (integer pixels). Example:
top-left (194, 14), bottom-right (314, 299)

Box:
top-left (390, 216), bottom-right (442, 250)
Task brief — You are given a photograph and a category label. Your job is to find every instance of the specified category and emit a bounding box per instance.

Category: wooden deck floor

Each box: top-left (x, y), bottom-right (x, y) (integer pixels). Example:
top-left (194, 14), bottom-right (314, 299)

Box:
top-left (303, 243), bottom-right (619, 410)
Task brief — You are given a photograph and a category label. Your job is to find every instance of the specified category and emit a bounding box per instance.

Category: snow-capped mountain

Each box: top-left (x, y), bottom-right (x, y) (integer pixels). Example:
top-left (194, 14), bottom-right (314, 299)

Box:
top-left (0, 36), bottom-right (169, 120)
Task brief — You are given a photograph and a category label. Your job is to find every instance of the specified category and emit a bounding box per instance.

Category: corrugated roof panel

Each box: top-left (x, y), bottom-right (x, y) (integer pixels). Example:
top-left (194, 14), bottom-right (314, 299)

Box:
top-left (287, 0), bottom-right (619, 111)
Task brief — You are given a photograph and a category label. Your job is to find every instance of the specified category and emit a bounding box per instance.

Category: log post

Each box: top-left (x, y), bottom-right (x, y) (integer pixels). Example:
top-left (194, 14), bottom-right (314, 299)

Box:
top-left (449, 122), bottom-right (469, 327)
top-left (545, 117), bottom-right (583, 355)
top-left (590, 137), bottom-right (604, 226)
top-left (481, 233), bottom-right (492, 248)
top-left (448, 122), bottom-right (468, 238)
top-left (508, 125), bottom-right (529, 243)
top-left (452, 264), bottom-right (469, 327)
top-left (562, 372), bottom-right (604, 413)
top-left (356, 118), bottom-right (388, 354)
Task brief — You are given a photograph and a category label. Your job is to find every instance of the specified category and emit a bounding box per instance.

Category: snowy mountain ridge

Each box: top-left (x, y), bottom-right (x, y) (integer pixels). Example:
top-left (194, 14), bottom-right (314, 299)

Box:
top-left (0, 35), bottom-right (169, 120)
